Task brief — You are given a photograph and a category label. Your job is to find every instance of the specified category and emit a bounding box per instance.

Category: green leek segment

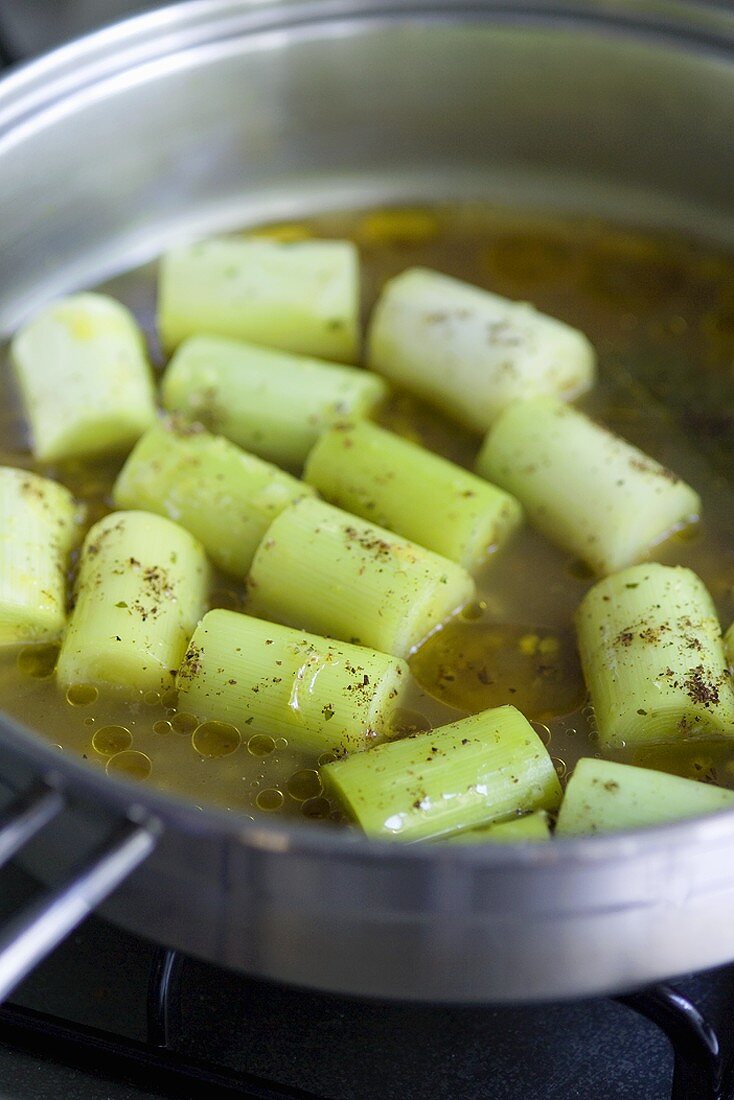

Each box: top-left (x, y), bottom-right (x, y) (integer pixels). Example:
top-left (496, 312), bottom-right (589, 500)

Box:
top-left (477, 396), bottom-right (701, 575)
top-left (440, 810), bottom-right (551, 844)
top-left (557, 757), bottom-right (734, 835)
top-left (321, 705), bottom-right (562, 840)
top-left (247, 497), bottom-right (475, 658)
top-left (113, 420), bottom-right (314, 576)
top-left (11, 293), bottom-right (156, 462)
top-left (161, 335), bottom-right (388, 469)
top-left (304, 420), bottom-right (522, 572)
top-left (0, 468), bottom-right (81, 645)
top-left (176, 609), bottom-right (410, 755)
top-left (57, 511), bottom-right (209, 693)
top-left (158, 236), bottom-right (360, 361)
top-left (367, 267), bottom-right (595, 431)
top-left (576, 564), bottom-right (734, 751)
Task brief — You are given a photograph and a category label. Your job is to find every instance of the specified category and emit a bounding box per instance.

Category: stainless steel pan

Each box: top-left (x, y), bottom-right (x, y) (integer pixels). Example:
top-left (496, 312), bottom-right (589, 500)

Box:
top-left (1, 0), bottom-right (734, 1005)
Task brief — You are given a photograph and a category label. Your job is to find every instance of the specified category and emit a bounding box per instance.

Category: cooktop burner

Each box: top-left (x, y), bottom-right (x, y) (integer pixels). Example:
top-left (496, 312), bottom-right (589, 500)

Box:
top-left (1, 862), bottom-right (734, 1100)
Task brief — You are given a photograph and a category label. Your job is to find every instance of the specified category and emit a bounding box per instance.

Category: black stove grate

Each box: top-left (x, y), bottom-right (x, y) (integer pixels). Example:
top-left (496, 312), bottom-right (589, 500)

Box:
top-left (0, 940), bottom-right (733, 1100)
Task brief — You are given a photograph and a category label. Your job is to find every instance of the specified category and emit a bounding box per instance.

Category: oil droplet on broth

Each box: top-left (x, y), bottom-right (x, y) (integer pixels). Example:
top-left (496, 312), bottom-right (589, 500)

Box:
top-left (171, 711), bottom-right (198, 734)
top-left (274, 737), bottom-right (288, 750)
top-left (106, 750), bottom-right (152, 781)
top-left (192, 720), bottom-right (241, 758)
top-left (460, 600), bottom-right (487, 622)
top-left (144, 689), bottom-right (161, 706)
top-left (256, 788), bottom-right (284, 811)
top-left (412, 620), bottom-right (585, 722)
top-left (66, 684), bottom-right (99, 706)
top-left (248, 734), bottom-right (275, 756)
top-left (17, 644), bottom-right (59, 679)
top-left (318, 751), bottom-right (337, 767)
top-left (287, 769), bottom-right (322, 802)
top-left (531, 721), bottom-right (552, 746)
top-left (553, 758), bottom-right (568, 780)
top-left (161, 687), bottom-right (178, 709)
top-left (92, 725), bottom-right (133, 756)
top-left (153, 720), bottom-right (172, 735)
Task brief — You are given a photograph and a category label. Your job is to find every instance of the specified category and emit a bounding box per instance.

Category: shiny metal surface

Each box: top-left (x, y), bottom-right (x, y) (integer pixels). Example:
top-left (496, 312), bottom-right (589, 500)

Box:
top-left (1, 0), bottom-right (734, 1003)
top-left (0, 817), bottom-right (158, 1002)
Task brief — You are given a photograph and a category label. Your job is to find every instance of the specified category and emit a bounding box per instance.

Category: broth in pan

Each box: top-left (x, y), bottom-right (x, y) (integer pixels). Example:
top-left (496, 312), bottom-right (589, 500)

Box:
top-left (1, 204), bottom-right (733, 828)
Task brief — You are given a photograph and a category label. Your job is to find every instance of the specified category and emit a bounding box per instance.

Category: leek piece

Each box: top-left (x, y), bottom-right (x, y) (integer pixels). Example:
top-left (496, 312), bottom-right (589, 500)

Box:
top-left (57, 511), bottom-right (209, 693)
top-left (477, 396), bottom-right (701, 574)
top-left (576, 564), bottom-right (734, 751)
top-left (113, 420), bottom-right (314, 576)
top-left (321, 704), bottom-right (562, 841)
top-left (247, 497), bottom-right (475, 659)
top-left (367, 267), bottom-right (595, 431)
top-left (0, 468), bottom-right (80, 645)
top-left (303, 420), bottom-right (522, 572)
top-left (11, 293), bottom-right (156, 462)
top-left (556, 757), bottom-right (734, 835)
top-left (726, 622), bottom-right (734, 669)
top-left (161, 335), bottom-right (388, 469)
top-left (158, 236), bottom-right (359, 361)
top-left (176, 609), bottom-right (410, 755)
top-left (440, 810), bottom-right (551, 844)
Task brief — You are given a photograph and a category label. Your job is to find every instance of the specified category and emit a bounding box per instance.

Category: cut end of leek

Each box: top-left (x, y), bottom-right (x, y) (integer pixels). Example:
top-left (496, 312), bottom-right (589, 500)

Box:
top-left (367, 267), bottom-right (595, 432)
top-left (176, 609), bottom-right (411, 755)
top-left (304, 419), bottom-right (522, 572)
top-left (57, 510), bottom-right (209, 694)
top-left (576, 563), bottom-right (734, 751)
top-left (557, 757), bottom-right (734, 835)
top-left (0, 467), bottom-right (81, 646)
top-left (158, 236), bottom-right (360, 362)
top-left (161, 335), bottom-right (388, 469)
top-left (247, 497), bottom-right (476, 658)
top-left (11, 293), bottom-right (156, 462)
top-left (321, 704), bottom-right (562, 841)
top-left (113, 419), bottom-right (314, 576)
top-left (439, 810), bottom-right (551, 844)
top-left (477, 396), bottom-right (701, 575)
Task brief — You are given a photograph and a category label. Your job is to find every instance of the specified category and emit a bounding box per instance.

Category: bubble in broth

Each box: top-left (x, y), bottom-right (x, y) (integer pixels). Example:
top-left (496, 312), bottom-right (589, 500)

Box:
top-left (92, 725), bottom-right (133, 756)
top-left (192, 720), bottom-right (241, 758)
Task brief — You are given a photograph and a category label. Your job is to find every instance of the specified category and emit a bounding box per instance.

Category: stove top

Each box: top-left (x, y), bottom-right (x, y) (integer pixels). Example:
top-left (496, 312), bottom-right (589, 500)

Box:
top-left (2, 861), bottom-right (734, 1100)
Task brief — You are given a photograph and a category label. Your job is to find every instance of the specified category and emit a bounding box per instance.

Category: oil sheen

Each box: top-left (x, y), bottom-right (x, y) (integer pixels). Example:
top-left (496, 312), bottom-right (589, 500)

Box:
top-left (1, 204), bottom-right (733, 823)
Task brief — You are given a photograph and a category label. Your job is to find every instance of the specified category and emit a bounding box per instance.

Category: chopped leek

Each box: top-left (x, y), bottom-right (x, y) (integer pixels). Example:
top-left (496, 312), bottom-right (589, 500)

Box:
top-left (161, 335), bottom-right (388, 469)
top-left (576, 564), bottom-right (734, 751)
top-left (0, 468), bottom-right (80, 645)
top-left (367, 267), bottom-right (595, 431)
top-left (158, 236), bottom-right (359, 361)
top-left (321, 704), bottom-right (562, 841)
top-left (303, 420), bottom-right (522, 572)
top-left (440, 810), bottom-right (551, 843)
top-left (11, 293), bottom-right (156, 462)
top-left (247, 497), bottom-right (475, 659)
top-left (476, 396), bottom-right (701, 574)
top-left (57, 511), bottom-right (209, 693)
top-left (556, 757), bottom-right (734, 835)
top-left (176, 609), bottom-right (410, 755)
top-left (113, 420), bottom-right (314, 576)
